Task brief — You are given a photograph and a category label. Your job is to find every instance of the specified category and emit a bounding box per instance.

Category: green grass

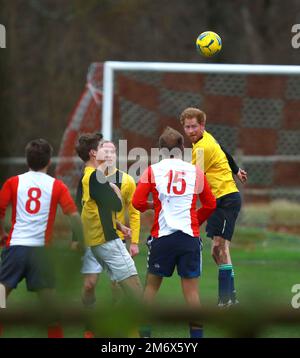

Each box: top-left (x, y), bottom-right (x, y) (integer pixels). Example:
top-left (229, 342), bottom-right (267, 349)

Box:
top-left (2, 226), bottom-right (300, 338)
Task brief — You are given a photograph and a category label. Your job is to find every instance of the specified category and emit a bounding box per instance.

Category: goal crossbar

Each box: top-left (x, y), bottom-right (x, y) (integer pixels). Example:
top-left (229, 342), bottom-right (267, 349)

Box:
top-left (102, 61), bottom-right (300, 140)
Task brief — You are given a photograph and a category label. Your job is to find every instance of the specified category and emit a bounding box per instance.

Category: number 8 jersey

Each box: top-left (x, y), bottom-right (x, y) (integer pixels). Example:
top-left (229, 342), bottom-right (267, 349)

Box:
top-left (0, 171), bottom-right (77, 247)
top-left (132, 158), bottom-right (216, 238)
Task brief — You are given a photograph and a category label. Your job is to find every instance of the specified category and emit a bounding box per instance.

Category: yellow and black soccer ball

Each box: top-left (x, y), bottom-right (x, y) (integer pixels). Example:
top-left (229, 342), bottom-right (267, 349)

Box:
top-left (196, 31), bottom-right (222, 57)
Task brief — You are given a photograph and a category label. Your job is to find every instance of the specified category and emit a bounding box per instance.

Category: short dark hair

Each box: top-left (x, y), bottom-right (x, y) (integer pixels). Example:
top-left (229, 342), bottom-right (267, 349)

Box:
top-left (159, 127), bottom-right (184, 150)
top-left (76, 133), bottom-right (103, 162)
top-left (25, 139), bottom-right (53, 171)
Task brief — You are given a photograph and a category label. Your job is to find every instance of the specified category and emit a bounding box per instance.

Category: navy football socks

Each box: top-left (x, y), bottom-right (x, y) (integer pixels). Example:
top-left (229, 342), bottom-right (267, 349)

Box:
top-left (218, 264), bottom-right (233, 304)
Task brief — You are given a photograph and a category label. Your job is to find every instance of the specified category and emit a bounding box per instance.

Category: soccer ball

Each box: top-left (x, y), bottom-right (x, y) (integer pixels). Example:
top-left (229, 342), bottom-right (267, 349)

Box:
top-left (196, 31), bottom-right (222, 57)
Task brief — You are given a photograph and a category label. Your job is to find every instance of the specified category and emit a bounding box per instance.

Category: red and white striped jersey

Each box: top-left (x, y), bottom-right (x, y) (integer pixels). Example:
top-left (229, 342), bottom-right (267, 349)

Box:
top-left (132, 158), bottom-right (216, 238)
top-left (0, 171), bottom-right (77, 247)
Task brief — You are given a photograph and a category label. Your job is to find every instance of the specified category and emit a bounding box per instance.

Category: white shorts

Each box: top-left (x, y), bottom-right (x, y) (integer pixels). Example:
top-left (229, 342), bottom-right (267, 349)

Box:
top-left (81, 247), bottom-right (103, 274)
top-left (91, 238), bottom-right (138, 282)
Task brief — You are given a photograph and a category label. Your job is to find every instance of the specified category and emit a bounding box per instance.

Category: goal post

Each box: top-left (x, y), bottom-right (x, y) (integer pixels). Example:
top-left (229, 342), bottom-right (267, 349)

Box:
top-left (102, 61), bottom-right (300, 141)
top-left (56, 61), bottom-right (300, 202)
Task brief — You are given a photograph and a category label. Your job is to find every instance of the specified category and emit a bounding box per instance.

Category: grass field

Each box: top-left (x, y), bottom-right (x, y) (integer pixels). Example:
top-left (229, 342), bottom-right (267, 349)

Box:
top-left (2, 224), bottom-right (300, 338)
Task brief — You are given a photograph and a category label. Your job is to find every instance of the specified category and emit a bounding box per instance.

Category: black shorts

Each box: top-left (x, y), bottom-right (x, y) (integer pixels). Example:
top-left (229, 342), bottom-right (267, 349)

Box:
top-left (147, 231), bottom-right (202, 278)
top-left (206, 192), bottom-right (241, 241)
top-left (0, 246), bottom-right (55, 291)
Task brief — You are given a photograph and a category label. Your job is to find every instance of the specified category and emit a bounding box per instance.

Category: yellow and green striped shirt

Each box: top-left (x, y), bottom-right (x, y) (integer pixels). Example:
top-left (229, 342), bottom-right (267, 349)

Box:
top-left (106, 169), bottom-right (140, 244)
top-left (79, 166), bottom-right (122, 247)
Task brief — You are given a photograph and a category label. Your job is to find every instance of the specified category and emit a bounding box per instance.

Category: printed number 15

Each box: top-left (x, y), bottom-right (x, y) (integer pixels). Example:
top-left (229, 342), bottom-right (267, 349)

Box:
top-left (165, 170), bottom-right (186, 195)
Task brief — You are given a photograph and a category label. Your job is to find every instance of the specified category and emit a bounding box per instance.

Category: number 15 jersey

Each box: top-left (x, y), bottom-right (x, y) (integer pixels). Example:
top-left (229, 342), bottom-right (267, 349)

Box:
top-left (132, 158), bottom-right (216, 238)
top-left (0, 171), bottom-right (77, 247)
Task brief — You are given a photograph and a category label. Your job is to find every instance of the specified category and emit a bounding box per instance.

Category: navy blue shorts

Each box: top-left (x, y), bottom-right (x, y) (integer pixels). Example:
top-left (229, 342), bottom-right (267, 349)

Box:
top-left (206, 192), bottom-right (241, 241)
top-left (147, 231), bottom-right (202, 278)
top-left (0, 246), bottom-right (55, 291)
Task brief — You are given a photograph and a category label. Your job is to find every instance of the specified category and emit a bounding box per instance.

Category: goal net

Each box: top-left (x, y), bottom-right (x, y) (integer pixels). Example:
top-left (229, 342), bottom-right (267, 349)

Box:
top-left (55, 62), bottom-right (300, 202)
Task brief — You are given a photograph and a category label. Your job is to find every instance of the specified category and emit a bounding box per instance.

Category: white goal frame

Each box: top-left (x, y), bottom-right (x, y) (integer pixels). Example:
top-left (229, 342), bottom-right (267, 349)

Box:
top-left (102, 61), bottom-right (300, 140)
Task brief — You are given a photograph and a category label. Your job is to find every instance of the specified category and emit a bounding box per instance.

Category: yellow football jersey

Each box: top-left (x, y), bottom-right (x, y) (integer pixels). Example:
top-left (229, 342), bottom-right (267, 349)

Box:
top-left (80, 166), bottom-right (121, 247)
top-left (192, 131), bottom-right (238, 199)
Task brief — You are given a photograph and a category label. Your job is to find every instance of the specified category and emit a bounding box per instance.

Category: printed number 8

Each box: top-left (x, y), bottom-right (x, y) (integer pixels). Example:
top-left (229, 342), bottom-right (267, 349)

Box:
top-left (25, 188), bottom-right (42, 214)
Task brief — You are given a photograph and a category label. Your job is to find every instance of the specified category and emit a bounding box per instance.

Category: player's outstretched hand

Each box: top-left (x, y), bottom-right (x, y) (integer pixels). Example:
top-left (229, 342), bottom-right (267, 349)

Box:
top-left (237, 168), bottom-right (248, 184)
top-left (129, 243), bottom-right (139, 257)
top-left (118, 223), bottom-right (132, 239)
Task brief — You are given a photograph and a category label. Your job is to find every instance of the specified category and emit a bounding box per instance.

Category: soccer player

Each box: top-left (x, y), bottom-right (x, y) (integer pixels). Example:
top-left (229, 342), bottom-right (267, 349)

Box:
top-left (0, 139), bottom-right (83, 338)
top-left (75, 134), bottom-right (140, 337)
top-left (132, 127), bottom-right (216, 338)
top-left (180, 107), bottom-right (247, 307)
top-left (101, 140), bottom-right (140, 257)
top-left (77, 136), bottom-right (142, 336)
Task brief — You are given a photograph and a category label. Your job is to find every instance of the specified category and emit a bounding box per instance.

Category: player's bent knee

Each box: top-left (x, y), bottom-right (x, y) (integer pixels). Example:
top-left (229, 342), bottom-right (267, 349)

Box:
top-left (84, 282), bottom-right (96, 293)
